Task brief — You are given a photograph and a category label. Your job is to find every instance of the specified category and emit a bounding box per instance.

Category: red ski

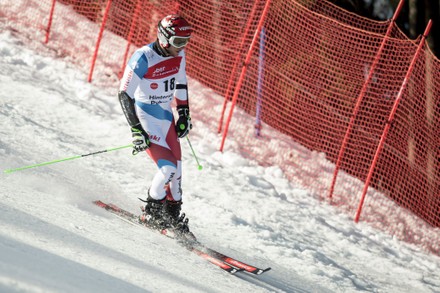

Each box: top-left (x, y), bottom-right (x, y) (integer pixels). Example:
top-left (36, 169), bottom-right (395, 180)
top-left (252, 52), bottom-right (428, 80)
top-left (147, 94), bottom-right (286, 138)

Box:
top-left (93, 200), bottom-right (271, 275)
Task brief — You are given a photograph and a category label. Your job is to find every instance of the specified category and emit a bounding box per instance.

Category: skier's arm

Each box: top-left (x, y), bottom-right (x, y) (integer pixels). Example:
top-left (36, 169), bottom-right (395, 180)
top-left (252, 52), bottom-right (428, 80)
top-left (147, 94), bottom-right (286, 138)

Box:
top-left (118, 50), bottom-right (150, 153)
top-left (174, 52), bottom-right (189, 108)
top-left (174, 53), bottom-right (191, 138)
top-left (118, 91), bottom-right (140, 128)
top-left (118, 50), bottom-right (149, 128)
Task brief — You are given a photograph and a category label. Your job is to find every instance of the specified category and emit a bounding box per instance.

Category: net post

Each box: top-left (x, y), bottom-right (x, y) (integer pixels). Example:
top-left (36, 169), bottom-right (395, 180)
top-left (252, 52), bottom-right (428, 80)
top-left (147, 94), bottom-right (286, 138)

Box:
top-left (88, 0), bottom-right (112, 83)
top-left (217, 0), bottom-right (261, 134)
top-left (328, 0), bottom-right (405, 199)
top-left (354, 19), bottom-right (433, 222)
top-left (44, 0), bottom-right (57, 44)
top-left (220, 0), bottom-right (272, 152)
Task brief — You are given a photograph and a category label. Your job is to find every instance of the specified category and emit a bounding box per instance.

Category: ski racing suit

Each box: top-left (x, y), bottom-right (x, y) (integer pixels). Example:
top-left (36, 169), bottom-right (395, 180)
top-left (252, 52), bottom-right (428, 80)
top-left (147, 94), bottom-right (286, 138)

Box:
top-left (119, 41), bottom-right (189, 201)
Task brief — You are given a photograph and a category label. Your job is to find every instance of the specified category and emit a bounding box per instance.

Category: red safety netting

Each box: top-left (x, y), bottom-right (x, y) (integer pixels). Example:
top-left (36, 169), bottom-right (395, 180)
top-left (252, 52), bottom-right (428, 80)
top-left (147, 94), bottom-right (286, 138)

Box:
top-left (1, 0), bottom-right (439, 254)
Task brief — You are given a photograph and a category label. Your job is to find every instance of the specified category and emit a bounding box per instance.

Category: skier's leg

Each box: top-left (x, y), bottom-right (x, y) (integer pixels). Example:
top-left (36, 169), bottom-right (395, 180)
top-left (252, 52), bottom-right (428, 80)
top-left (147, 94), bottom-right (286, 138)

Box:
top-left (146, 144), bottom-right (178, 200)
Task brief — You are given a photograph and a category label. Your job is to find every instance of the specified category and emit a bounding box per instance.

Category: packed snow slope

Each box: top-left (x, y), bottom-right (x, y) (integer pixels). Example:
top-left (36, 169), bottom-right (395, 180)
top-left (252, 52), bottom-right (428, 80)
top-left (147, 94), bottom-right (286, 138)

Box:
top-left (1, 27), bottom-right (439, 293)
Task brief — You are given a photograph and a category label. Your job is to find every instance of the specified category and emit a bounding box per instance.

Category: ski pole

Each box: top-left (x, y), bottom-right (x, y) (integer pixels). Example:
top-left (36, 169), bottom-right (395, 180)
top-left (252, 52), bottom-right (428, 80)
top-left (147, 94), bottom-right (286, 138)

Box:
top-left (3, 144), bottom-right (132, 174)
top-left (186, 136), bottom-right (203, 170)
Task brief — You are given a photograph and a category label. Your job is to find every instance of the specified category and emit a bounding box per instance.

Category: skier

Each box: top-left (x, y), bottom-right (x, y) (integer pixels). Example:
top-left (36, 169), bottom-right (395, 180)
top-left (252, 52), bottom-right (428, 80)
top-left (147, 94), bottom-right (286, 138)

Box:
top-left (118, 15), bottom-right (194, 241)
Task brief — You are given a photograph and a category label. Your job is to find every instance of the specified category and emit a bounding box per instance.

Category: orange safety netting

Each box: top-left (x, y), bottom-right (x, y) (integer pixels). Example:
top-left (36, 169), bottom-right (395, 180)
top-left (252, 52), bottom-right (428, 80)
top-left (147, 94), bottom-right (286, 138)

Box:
top-left (1, 0), bottom-right (439, 254)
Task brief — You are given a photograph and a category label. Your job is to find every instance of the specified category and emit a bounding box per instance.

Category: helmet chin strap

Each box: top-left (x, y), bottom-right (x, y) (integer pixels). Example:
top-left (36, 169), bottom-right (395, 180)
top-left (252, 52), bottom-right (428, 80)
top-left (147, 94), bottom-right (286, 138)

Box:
top-left (155, 39), bottom-right (171, 57)
top-left (162, 46), bottom-right (172, 57)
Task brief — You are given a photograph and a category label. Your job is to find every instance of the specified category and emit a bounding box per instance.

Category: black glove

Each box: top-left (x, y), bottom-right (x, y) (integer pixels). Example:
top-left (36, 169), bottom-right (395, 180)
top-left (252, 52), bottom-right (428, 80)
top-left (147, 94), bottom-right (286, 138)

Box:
top-left (131, 124), bottom-right (150, 155)
top-left (175, 105), bottom-right (192, 138)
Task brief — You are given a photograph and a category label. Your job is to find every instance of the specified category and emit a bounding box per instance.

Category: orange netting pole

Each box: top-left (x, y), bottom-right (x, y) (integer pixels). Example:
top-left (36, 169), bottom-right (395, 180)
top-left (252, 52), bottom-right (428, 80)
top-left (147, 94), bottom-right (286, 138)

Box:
top-left (88, 0), bottom-right (112, 83)
top-left (219, 0), bottom-right (272, 152)
top-left (44, 0), bottom-right (57, 44)
top-left (217, 0), bottom-right (261, 134)
top-left (354, 19), bottom-right (433, 223)
top-left (119, 0), bottom-right (142, 79)
top-left (328, 0), bottom-right (405, 199)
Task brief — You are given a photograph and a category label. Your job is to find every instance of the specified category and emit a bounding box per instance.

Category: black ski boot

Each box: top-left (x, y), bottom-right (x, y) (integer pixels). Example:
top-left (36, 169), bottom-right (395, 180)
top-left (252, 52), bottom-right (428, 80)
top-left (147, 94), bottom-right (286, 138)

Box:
top-left (163, 200), bottom-right (197, 244)
top-left (139, 196), bottom-right (166, 230)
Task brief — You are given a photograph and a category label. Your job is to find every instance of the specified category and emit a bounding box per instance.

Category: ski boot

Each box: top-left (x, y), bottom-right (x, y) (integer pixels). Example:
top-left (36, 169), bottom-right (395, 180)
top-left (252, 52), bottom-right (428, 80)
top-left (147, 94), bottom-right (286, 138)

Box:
top-left (139, 196), bottom-right (167, 230)
top-left (163, 200), bottom-right (197, 245)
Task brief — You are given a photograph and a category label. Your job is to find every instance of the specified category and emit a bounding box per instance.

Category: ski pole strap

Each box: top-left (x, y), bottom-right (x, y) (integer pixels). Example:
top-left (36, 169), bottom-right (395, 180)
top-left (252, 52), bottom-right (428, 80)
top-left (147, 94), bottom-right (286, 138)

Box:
top-left (3, 144), bottom-right (132, 174)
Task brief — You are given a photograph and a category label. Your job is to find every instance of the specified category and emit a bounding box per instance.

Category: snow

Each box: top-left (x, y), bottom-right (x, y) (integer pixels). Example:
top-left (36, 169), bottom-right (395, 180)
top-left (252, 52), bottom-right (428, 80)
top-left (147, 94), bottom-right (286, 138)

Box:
top-left (1, 24), bottom-right (439, 293)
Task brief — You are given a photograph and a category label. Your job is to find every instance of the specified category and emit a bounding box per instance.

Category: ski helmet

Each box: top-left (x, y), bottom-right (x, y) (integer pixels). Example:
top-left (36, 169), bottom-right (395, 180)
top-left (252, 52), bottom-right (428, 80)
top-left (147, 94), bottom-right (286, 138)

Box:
top-left (157, 15), bottom-right (193, 48)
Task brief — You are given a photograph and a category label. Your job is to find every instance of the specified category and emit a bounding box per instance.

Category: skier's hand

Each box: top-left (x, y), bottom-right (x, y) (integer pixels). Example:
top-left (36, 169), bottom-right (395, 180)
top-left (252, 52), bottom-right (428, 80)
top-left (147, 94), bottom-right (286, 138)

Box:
top-left (131, 124), bottom-right (150, 155)
top-left (175, 105), bottom-right (192, 138)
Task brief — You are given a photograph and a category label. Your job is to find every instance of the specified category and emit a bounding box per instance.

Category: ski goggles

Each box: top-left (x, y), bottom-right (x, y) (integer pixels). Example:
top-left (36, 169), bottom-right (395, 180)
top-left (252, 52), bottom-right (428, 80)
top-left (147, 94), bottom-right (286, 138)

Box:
top-left (169, 36), bottom-right (190, 48)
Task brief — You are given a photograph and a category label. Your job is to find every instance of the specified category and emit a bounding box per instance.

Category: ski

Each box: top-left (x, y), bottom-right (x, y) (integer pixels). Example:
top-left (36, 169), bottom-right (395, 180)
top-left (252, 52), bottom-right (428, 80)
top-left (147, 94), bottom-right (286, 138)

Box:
top-left (93, 200), bottom-right (242, 274)
top-left (201, 247), bottom-right (271, 275)
top-left (93, 200), bottom-right (270, 275)
top-left (191, 247), bottom-right (242, 274)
